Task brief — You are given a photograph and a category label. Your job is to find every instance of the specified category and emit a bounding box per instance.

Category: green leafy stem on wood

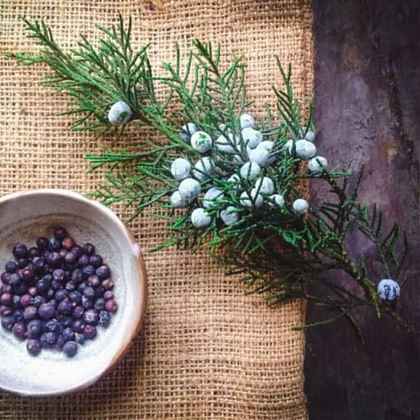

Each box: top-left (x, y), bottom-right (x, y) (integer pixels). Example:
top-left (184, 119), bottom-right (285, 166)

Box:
top-left (7, 16), bottom-right (411, 332)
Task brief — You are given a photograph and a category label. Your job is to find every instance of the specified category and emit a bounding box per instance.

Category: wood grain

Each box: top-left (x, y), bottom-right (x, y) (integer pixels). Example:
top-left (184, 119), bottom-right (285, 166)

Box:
top-left (305, 1), bottom-right (420, 418)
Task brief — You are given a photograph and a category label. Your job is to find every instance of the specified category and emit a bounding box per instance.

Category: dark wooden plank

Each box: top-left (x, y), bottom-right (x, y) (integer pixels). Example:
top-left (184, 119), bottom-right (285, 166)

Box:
top-left (305, 1), bottom-right (420, 419)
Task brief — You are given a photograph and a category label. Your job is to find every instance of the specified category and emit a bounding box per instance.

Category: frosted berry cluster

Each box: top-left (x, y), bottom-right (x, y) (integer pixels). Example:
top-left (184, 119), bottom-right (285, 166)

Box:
top-left (167, 113), bottom-right (329, 229)
top-left (168, 114), bottom-right (329, 229)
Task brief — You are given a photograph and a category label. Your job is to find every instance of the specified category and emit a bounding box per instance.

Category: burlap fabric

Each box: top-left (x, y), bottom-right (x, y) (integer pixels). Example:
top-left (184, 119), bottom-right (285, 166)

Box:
top-left (0, 1), bottom-right (312, 418)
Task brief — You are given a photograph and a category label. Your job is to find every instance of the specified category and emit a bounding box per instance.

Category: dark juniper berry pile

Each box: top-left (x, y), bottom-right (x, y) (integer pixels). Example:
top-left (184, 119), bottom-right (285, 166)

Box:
top-left (0, 227), bottom-right (118, 358)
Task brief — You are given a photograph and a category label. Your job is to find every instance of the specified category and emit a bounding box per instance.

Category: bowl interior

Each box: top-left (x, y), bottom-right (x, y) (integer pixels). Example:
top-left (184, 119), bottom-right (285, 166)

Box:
top-left (0, 191), bottom-right (146, 396)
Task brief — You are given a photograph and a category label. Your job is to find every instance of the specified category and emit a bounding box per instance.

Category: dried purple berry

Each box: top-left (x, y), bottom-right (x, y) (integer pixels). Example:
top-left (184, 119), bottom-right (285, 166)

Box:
top-left (83, 243), bottom-right (95, 256)
top-left (105, 299), bottom-right (118, 313)
top-left (71, 245), bottom-right (83, 258)
top-left (89, 255), bottom-right (103, 268)
top-left (33, 295), bottom-right (46, 308)
top-left (57, 300), bottom-right (72, 315)
top-left (1, 272), bottom-right (11, 284)
top-left (45, 319), bottom-right (63, 334)
top-left (1, 284), bottom-right (11, 294)
top-left (62, 237), bottom-right (75, 250)
top-left (102, 279), bottom-right (114, 291)
top-left (72, 319), bottom-right (85, 333)
top-left (81, 295), bottom-right (93, 309)
top-left (74, 332), bottom-right (85, 345)
top-left (72, 305), bottom-right (84, 319)
top-left (17, 258), bottom-right (29, 269)
top-left (35, 275), bottom-right (52, 294)
top-left (103, 290), bottom-right (114, 300)
top-left (78, 254), bottom-right (89, 268)
top-left (83, 324), bottom-right (97, 340)
top-left (87, 275), bottom-right (100, 288)
top-left (36, 237), bottom-right (49, 251)
top-left (21, 267), bottom-right (34, 282)
top-left (27, 319), bottom-right (43, 339)
top-left (83, 309), bottom-right (99, 325)
top-left (51, 280), bottom-right (61, 290)
top-left (20, 294), bottom-right (33, 307)
top-left (49, 237), bottom-right (62, 252)
top-left (83, 287), bottom-right (95, 299)
top-left (0, 305), bottom-right (12, 317)
top-left (9, 273), bottom-right (21, 287)
top-left (13, 309), bottom-right (24, 322)
top-left (65, 281), bottom-right (76, 292)
top-left (55, 334), bottom-right (65, 350)
top-left (71, 269), bottom-right (83, 283)
top-left (38, 303), bottom-right (55, 319)
top-left (64, 252), bottom-right (78, 265)
top-left (13, 295), bottom-right (23, 308)
top-left (27, 339), bottom-right (42, 356)
top-left (60, 316), bottom-right (73, 328)
top-left (63, 341), bottom-right (78, 358)
top-left (40, 331), bottom-right (57, 348)
top-left (62, 327), bottom-right (74, 342)
top-left (52, 269), bottom-right (65, 282)
top-left (13, 243), bottom-right (28, 259)
top-left (55, 289), bottom-right (68, 302)
top-left (1, 315), bottom-right (14, 331)
top-left (98, 310), bottom-right (111, 328)
top-left (0, 293), bottom-right (12, 306)
top-left (95, 286), bottom-right (105, 297)
top-left (77, 281), bottom-right (87, 293)
top-left (69, 291), bottom-right (82, 304)
top-left (54, 226), bottom-right (67, 240)
top-left (82, 265), bottom-right (95, 277)
top-left (23, 306), bottom-right (38, 321)
top-left (28, 247), bottom-right (40, 259)
top-left (31, 257), bottom-right (44, 272)
top-left (96, 265), bottom-right (111, 280)
top-left (94, 298), bottom-right (105, 311)
top-left (12, 322), bottom-right (26, 340)
top-left (5, 261), bottom-right (17, 273)
top-left (13, 283), bottom-right (27, 296)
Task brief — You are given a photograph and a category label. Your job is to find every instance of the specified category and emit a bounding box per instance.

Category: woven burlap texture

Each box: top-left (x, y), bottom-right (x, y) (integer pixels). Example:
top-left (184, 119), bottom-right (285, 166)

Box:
top-left (0, 1), bottom-right (312, 418)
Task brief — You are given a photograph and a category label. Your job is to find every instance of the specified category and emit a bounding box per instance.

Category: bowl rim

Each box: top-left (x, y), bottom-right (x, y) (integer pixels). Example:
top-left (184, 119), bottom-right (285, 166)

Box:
top-left (0, 188), bottom-right (148, 397)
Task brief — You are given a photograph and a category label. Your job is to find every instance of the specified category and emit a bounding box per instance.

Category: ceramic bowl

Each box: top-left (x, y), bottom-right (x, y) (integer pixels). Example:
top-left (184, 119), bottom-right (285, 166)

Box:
top-left (0, 189), bottom-right (147, 396)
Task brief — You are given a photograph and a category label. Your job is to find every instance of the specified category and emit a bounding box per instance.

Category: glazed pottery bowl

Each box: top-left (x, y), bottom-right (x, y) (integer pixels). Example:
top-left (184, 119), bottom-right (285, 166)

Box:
top-left (0, 189), bottom-right (147, 396)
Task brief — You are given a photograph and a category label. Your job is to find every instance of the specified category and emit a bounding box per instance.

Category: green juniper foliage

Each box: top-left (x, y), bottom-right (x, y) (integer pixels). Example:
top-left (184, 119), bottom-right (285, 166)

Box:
top-left (10, 17), bottom-right (410, 329)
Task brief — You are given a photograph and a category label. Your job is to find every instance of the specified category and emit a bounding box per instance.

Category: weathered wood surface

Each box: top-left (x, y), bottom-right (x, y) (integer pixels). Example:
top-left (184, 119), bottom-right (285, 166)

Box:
top-left (305, 1), bottom-right (420, 419)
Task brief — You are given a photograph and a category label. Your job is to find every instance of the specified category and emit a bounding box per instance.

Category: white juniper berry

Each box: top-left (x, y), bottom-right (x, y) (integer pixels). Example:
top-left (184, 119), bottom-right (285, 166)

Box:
top-left (270, 194), bottom-right (285, 208)
top-left (240, 113), bottom-right (255, 129)
top-left (294, 139), bottom-right (317, 160)
top-left (240, 190), bottom-right (264, 208)
top-left (220, 206), bottom-right (239, 226)
top-left (107, 101), bottom-right (132, 126)
top-left (179, 178), bottom-right (201, 200)
top-left (170, 191), bottom-right (189, 208)
top-left (191, 131), bottom-right (212, 153)
top-left (308, 156), bottom-right (328, 173)
top-left (241, 127), bottom-right (262, 149)
top-left (293, 198), bottom-right (309, 214)
top-left (193, 157), bottom-right (214, 180)
top-left (377, 279), bottom-right (401, 301)
top-left (254, 177), bottom-right (275, 195)
top-left (170, 158), bottom-right (191, 180)
top-left (202, 187), bottom-right (224, 208)
top-left (191, 208), bottom-right (212, 228)
top-left (240, 161), bottom-right (261, 180)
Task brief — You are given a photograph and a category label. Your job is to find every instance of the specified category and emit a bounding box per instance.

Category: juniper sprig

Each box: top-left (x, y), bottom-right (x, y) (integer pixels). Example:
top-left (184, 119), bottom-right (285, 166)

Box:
top-left (9, 16), bottom-right (410, 330)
